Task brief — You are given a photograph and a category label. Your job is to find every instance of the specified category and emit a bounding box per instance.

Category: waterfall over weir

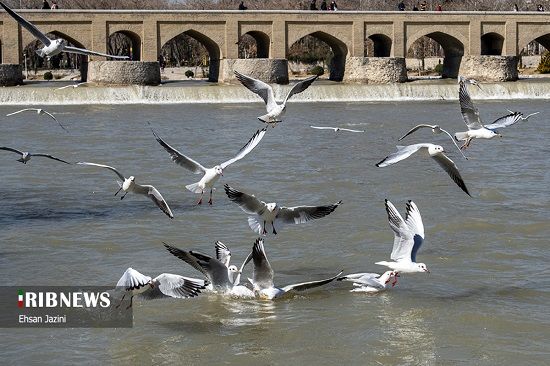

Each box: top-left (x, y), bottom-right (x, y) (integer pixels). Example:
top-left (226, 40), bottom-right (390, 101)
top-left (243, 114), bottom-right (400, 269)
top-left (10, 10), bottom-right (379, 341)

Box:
top-left (2, 79), bottom-right (550, 105)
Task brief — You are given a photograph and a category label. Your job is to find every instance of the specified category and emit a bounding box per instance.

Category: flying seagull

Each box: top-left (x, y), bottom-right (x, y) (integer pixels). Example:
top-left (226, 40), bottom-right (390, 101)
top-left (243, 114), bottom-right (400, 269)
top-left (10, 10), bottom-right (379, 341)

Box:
top-left (163, 242), bottom-right (254, 297)
top-left (76, 162), bottom-right (174, 219)
top-left (56, 82), bottom-right (87, 90)
top-left (248, 238), bottom-right (342, 300)
top-left (234, 70), bottom-right (318, 126)
top-left (6, 108), bottom-right (67, 132)
top-left (375, 200), bottom-right (429, 284)
top-left (455, 76), bottom-right (502, 149)
top-left (398, 124), bottom-right (468, 160)
top-left (0, 147), bottom-right (70, 165)
top-left (0, 2), bottom-right (129, 60)
top-left (224, 184), bottom-right (342, 235)
top-left (483, 110), bottom-right (540, 130)
top-left (337, 271), bottom-right (398, 293)
top-left (115, 267), bottom-right (207, 309)
top-left (151, 126), bottom-right (267, 205)
top-left (310, 126), bottom-right (365, 133)
top-left (376, 143), bottom-right (471, 196)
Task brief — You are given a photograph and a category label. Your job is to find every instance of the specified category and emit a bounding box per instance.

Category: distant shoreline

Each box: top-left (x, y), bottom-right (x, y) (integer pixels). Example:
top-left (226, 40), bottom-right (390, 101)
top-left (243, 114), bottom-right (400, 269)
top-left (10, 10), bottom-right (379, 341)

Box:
top-left (1, 78), bottom-right (550, 105)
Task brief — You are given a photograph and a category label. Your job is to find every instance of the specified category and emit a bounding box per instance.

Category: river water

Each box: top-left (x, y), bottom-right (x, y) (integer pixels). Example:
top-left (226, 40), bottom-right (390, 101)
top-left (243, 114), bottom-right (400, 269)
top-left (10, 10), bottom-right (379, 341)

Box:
top-left (1, 98), bottom-right (549, 365)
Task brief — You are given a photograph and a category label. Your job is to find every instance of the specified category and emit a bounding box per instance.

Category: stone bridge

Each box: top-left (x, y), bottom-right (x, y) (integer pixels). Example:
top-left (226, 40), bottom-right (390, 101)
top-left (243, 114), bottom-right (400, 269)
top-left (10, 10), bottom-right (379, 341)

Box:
top-left (1, 9), bottom-right (549, 83)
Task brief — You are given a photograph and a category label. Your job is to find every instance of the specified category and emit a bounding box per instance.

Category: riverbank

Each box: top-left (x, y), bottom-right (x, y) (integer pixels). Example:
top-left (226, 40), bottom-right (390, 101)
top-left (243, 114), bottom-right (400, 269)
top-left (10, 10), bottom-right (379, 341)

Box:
top-left (2, 77), bottom-right (550, 105)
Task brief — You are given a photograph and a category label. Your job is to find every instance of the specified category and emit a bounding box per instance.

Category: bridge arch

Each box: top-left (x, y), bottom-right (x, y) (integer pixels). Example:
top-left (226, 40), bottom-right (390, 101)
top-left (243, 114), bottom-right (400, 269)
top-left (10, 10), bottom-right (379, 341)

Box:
top-left (238, 31), bottom-right (270, 58)
top-left (407, 31), bottom-right (465, 78)
top-left (519, 32), bottom-right (550, 52)
top-left (366, 34), bottom-right (392, 57)
top-left (108, 30), bottom-right (141, 61)
top-left (160, 29), bottom-right (221, 82)
top-left (288, 31), bottom-right (348, 81)
top-left (481, 32), bottom-right (504, 55)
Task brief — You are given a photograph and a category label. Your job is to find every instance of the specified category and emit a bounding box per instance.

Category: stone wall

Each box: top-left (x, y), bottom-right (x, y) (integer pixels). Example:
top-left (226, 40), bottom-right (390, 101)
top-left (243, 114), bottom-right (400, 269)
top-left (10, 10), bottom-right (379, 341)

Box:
top-left (458, 56), bottom-right (519, 82)
top-left (87, 61), bottom-right (161, 86)
top-left (220, 59), bottom-right (289, 84)
top-left (0, 64), bottom-right (23, 86)
top-left (344, 57), bottom-right (407, 83)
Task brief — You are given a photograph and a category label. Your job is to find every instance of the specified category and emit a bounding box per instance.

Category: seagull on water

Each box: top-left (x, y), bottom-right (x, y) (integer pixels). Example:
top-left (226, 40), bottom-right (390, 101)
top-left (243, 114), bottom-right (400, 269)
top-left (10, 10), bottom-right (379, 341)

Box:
top-left (224, 184), bottom-right (342, 235)
top-left (248, 238), bottom-right (342, 300)
top-left (163, 242), bottom-right (254, 297)
top-left (375, 200), bottom-right (429, 285)
top-left (0, 2), bottom-right (129, 60)
top-left (151, 126), bottom-right (267, 205)
top-left (6, 108), bottom-right (67, 132)
top-left (0, 147), bottom-right (70, 165)
top-left (398, 124), bottom-right (468, 160)
top-left (77, 162), bottom-right (174, 219)
top-left (115, 267), bottom-right (207, 309)
top-left (455, 76), bottom-right (502, 149)
top-left (310, 126), bottom-right (365, 133)
top-left (337, 271), bottom-right (398, 293)
top-left (234, 70), bottom-right (318, 126)
top-left (376, 143), bottom-right (471, 196)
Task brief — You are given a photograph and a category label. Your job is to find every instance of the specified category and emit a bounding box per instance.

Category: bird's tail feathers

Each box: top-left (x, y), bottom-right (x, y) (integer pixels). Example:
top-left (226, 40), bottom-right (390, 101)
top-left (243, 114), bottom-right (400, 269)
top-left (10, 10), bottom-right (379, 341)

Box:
top-left (185, 182), bottom-right (203, 194)
top-left (454, 131), bottom-right (469, 141)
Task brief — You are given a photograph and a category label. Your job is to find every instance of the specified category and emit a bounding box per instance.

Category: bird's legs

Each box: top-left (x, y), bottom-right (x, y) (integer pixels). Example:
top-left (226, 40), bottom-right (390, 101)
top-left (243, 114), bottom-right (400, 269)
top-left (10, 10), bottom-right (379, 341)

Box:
top-left (272, 222), bottom-right (277, 235)
top-left (115, 293), bottom-right (126, 309)
top-left (114, 187), bottom-right (123, 196)
top-left (392, 272), bottom-right (400, 287)
top-left (460, 138), bottom-right (472, 150)
top-left (126, 295), bottom-right (134, 310)
top-left (208, 189), bottom-right (213, 205)
top-left (197, 191), bottom-right (204, 205)
top-left (120, 191), bottom-right (128, 200)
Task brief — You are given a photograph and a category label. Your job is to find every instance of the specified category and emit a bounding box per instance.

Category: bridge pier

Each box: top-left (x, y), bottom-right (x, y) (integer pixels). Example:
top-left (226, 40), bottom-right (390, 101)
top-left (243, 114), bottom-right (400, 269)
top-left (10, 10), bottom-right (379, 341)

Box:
top-left (0, 64), bottom-right (23, 86)
top-left (87, 61), bottom-right (161, 85)
top-left (344, 57), bottom-right (407, 83)
top-left (458, 56), bottom-right (518, 81)
top-left (220, 58), bottom-right (289, 84)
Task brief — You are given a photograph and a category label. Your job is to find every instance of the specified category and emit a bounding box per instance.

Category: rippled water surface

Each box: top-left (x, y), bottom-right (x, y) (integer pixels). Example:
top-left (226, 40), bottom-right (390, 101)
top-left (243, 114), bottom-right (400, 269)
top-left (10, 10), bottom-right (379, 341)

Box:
top-left (1, 99), bottom-right (549, 365)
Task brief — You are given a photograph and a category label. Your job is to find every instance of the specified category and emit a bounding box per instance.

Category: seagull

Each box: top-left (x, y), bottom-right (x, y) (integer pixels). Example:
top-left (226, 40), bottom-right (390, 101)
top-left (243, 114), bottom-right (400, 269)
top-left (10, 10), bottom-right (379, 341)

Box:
top-left (0, 147), bottom-right (70, 165)
top-left (115, 267), bottom-right (207, 309)
top-left (0, 2), bottom-right (129, 60)
top-left (483, 110), bottom-right (540, 130)
top-left (151, 126), bottom-right (267, 205)
top-left (310, 126), bottom-right (365, 133)
top-left (455, 76), bottom-right (502, 149)
top-left (375, 200), bottom-right (429, 284)
top-left (224, 184), bottom-right (342, 235)
top-left (398, 124), bottom-right (468, 160)
top-left (163, 242), bottom-right (254, 297)
top-left (6, 108), bottom-right (67, 132)
top-left (337, 271), bottom-right (398, 293)
top-left (76, 162), bottom-right (174, 219)
top-left (248, 238), bottom-right (342, 300)
top-left (56, 82), bottom-right (87, 90)
top-left (234, 70), bottom-right (318, 126)
top-left (375, 143), bottom-right (471, 196)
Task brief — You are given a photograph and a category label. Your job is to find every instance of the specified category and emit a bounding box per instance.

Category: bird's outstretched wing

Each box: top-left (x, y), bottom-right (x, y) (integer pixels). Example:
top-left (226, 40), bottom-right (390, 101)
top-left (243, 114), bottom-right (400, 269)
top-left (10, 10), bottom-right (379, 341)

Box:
top-left (251, 238), bottom-right (274, 290)
top-left (152, 273), bottom-right (206, 298)
top-left (133, 184), bottom-right (174, 219)
top-left (404, 201), bottom-right (425, 262)
top-left (310, 126), bottom-right (336, 131)
top-left (215, 241), bottom-right (231, 267)
top-left (385, 199), bottom-right (414, 262)
top-left (76, 162), bottom-right (126, 181)
top-left (6, 108), bottom-right (38, 117)
top-left (484, 111), bottom-right (532, 130)
top-left (398, 124), bottom-right (437, 141)
top-left (280, 270), bottom-right (343, 293)
top-left (32, 154), bottom-right (71, 164)
top-left (431, 152), bottom-right (471, 196)
top-left (277, 201), bottom-right (342, 225)
top-left (283, 75), bottom-right (319, 104)
top-left (234, 70), bottom-right (277, 111)
top-left (338, 128), bottom-right (365, 133)
top-left (220, 127), bottom-right (267, 169)
top-left (116, 268), bottom-right (151, 291)
top-left (0, 2), bottom-right (51, 46)
top-left (458, 80), bottom-right (484, 130)
top-left (0, 146), bottom-right (24, 156)
top-left (224, 184), bottom-right (267, 215)
top-left (151, 128), bottom-right (207, 174)
top-left (375, 144), bottom-right (427, 167)
top-left (63, 46), bottom-right (129, 59)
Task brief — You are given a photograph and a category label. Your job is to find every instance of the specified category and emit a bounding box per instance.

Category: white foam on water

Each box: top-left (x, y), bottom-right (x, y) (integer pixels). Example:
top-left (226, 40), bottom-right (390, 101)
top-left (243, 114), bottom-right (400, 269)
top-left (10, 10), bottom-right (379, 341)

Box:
top-left (1, 79), bottom-right (549, 105)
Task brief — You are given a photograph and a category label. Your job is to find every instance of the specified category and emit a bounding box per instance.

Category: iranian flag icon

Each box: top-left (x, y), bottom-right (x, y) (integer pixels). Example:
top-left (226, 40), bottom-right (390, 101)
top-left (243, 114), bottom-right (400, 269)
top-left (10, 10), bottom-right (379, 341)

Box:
top-left (18, 289), bottom-right (23, 308)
